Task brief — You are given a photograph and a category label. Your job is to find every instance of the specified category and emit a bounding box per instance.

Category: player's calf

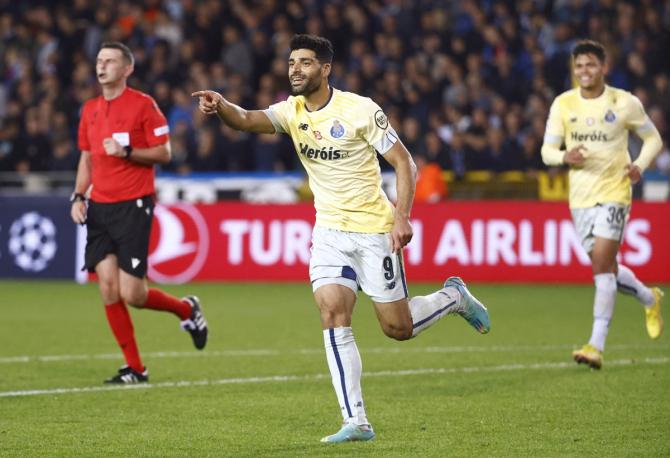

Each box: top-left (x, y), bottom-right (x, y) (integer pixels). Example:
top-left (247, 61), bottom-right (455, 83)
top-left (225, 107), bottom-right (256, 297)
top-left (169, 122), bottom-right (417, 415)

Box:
top-left (379, 321), bottom-right (413, 341)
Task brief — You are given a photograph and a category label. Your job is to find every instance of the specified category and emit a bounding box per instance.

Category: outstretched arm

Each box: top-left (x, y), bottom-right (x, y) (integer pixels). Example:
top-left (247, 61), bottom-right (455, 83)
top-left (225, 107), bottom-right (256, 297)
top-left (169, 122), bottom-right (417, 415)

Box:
top-left (192, 90), bottom-right (276, 134)
top-left (382, 141), bottom-right (417, 253)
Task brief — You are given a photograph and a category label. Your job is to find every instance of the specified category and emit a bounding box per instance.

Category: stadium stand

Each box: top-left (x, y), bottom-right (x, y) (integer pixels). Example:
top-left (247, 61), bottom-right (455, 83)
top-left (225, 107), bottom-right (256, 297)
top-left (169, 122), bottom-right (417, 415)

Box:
top-left (0, 0), bottom-right (668, 200)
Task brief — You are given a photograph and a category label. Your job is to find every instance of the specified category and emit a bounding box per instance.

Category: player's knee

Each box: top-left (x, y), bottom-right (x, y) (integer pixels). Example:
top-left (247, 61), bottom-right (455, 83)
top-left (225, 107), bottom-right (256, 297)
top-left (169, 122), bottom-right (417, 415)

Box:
top-left (317, 302), bottom-right (349, 327)
top-left (382, 323), bottom-right (413, 341)
top-left (319, 308), bottom-right (346, 328)
top-left (98, 279), bottom-right (120, 303)
top-left (120, 287), bottom-right (147, 308)
top-left (592, 261), bottom-right (616, 275)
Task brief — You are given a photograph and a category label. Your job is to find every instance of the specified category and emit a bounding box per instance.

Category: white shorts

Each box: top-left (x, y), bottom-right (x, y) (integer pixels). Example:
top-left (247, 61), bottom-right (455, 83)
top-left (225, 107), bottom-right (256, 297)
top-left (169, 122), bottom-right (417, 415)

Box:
top-left (309, 226), bottom-right (408, 303)
top-left (571, 203), bottom-right (629, 253)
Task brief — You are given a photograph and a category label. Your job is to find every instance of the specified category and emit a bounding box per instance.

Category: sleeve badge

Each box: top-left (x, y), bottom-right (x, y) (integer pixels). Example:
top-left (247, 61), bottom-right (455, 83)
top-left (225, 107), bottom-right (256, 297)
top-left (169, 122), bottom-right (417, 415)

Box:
top-left (374, 110), bottom-right (388, 130)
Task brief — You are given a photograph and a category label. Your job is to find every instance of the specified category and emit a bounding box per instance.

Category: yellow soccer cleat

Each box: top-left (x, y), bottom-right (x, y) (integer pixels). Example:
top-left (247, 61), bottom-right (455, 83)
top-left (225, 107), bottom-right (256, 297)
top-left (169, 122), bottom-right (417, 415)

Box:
top-left (572, 344), bottom-right (603, 369)
top-left (645, 288), bottom-right (664, 339)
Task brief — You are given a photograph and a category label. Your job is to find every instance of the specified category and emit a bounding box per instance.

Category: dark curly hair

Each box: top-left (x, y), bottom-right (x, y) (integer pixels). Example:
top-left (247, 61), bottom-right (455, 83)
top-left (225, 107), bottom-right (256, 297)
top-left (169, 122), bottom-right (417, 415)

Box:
top-left (572, 40), bottom-right (606, 63)
top-left (289, 34), bottom-right (334, 63)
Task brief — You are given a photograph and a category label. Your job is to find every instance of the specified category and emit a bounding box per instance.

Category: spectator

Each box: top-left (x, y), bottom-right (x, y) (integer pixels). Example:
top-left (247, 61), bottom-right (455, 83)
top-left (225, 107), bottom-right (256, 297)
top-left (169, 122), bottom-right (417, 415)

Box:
top-left (401, 117), bottom-right (425, 158)
top-left (414, 154), bottom-right (447, 203)
top-left (519, 134), bottom-right (544, 177)
top-left (190, 126), bottom-right (220, 172)
top-left (483, 127), bottom-right (520, 173)
top-left (0, 0), bottom-right (667, 179)
top-left (14, 108), bottom-right (50, 172)
top-left (446, 131), bottom-right (468, 179)
top-left (49, 134), bottom-right (78, 171)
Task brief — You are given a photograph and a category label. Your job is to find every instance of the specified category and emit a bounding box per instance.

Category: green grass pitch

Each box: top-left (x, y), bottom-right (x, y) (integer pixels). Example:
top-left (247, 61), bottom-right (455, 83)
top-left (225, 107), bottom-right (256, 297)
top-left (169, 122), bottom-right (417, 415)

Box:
top-left (1, 281), bottom-right (668, 457)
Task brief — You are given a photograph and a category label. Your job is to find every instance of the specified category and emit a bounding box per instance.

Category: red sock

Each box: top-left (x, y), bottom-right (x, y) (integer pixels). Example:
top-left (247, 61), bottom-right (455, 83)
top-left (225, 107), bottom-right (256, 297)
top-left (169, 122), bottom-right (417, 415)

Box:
top-left (143, 288), bottom-right (191, 320)
top-left (104, 300), bottom-right (144, 373)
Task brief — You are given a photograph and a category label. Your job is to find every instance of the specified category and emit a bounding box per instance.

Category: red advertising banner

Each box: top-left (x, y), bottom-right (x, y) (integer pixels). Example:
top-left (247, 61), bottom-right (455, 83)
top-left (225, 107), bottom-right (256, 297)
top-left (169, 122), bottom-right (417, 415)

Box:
top-left (146, 201), bottom-right (670, 284)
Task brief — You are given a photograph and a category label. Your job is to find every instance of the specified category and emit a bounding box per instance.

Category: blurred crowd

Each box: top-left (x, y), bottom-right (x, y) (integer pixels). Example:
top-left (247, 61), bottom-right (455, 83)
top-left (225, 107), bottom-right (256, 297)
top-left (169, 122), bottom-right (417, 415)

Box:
top-left (1, 0), bottom-right (669, 179)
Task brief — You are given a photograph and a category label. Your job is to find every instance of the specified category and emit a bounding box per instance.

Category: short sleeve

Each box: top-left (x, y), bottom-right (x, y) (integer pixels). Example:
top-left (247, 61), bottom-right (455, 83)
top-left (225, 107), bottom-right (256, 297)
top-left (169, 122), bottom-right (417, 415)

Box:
top-left (141, 96), bottom-right (170, 147)
top-left (264, 99), bottom-right (291, 134)
top-left (543, 99), bottom-right (564, 147)
top-left (77, 102), bottom-right (91, 151)
top-left (359, 98), bottom-right (398, 155)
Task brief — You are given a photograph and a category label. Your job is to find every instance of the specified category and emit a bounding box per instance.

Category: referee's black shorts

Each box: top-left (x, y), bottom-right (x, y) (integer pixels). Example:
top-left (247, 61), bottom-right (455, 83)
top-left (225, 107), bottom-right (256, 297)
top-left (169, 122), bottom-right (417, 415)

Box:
top-left (84, 195), bottom-right (155, 278)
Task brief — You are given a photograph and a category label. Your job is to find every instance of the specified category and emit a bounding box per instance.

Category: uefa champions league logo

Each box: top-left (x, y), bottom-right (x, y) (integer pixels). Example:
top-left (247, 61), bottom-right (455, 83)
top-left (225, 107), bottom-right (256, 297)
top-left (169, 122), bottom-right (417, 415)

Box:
top-left (8, 212), bottom-right (57, 272)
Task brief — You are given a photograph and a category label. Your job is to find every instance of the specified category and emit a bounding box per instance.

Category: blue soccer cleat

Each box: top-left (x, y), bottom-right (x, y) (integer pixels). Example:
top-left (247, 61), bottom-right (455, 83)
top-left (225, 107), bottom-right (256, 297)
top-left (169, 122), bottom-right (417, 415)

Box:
top-left (320, 423), bottom-right (375, 443)
top-left (444, 276), bottom-right (490, 334)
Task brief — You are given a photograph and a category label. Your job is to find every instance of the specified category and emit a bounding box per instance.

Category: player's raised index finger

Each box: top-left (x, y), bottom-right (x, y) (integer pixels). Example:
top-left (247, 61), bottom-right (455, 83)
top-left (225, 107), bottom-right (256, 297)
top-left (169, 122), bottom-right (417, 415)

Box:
top-left (191, 91), bottom-right (208, 97)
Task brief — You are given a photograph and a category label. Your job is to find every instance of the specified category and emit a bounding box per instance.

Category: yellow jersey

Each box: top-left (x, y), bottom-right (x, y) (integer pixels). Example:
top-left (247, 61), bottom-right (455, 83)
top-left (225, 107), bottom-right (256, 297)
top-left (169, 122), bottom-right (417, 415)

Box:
top-left (542, 85), bottom-right (661, 208)
top-left (264, 88), bottom-right (398, 232)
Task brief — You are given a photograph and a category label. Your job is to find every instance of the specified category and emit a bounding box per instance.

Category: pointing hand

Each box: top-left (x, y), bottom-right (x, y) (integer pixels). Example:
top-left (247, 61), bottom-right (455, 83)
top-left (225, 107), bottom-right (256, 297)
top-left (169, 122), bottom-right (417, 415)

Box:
top-left (192, 90), bottom-right (223, 115)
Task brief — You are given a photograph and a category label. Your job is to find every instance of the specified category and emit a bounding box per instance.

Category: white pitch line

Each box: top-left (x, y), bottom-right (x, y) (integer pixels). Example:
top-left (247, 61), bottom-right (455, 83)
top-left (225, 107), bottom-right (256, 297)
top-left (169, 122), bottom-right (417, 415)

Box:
top-left (0, 349), bottom-right (280, 364)
top-left (1, 343), bottom-right (667, 365)
top-left (1, 356), bottom-right (668, 398)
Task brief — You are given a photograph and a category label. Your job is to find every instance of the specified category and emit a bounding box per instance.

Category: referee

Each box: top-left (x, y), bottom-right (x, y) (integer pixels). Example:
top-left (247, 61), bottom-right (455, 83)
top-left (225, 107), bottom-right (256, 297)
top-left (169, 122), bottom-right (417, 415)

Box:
top-left (71, 42), bottom-right (208, 384)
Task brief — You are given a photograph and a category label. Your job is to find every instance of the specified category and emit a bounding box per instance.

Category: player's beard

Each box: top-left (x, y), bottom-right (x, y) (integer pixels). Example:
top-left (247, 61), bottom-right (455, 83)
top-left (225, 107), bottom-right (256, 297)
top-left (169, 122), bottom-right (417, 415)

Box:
top-left (291, 75), bottom-right (321, 96)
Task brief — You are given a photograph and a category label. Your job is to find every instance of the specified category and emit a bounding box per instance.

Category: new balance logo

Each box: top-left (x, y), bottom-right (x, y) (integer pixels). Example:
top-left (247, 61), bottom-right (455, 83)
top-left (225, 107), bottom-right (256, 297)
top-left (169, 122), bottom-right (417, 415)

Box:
top-left (131, 258), bottom-right (141, 269)
top-left (298, 123), bottom-right (309, 131)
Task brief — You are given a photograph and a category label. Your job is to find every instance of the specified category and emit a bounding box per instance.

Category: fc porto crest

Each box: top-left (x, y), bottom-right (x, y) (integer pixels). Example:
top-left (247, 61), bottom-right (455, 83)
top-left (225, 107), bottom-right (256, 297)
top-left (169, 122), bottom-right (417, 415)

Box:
top-left (330, 119), bottom-right (345, 138)
top-left (604, 109), bottom-right (616, 123)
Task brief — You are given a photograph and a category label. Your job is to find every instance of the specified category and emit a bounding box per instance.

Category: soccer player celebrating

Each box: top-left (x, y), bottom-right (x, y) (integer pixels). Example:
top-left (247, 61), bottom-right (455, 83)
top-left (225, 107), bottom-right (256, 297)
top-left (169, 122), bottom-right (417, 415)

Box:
top-left (541, 40), bottom-right (664, 369)
top-left (72, 42), bottom-right (208, 384)
top-left (193, 34), bottom-right (490, 442)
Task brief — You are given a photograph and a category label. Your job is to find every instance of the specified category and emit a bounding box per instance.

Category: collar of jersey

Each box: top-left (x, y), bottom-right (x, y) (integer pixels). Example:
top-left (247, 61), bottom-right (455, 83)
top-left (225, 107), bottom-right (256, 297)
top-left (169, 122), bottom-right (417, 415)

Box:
top-left (577, 84), bottom-right (608, 102)
top-left (304, 86), bottom-right (334, 113)
top-left (102, 86), bottom-right (130, 104)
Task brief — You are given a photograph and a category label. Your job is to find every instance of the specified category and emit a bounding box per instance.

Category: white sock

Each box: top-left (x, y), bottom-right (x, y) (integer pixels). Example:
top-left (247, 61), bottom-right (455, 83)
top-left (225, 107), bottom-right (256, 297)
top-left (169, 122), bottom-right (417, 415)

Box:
top-left (409, 286), bottom-right (461, 337)
top-left (323, 327), bottom-right (368, 426)
top-left (588, 273), bottom-right (617, 351)
top-left (616, 264), bottom-right (654, 306)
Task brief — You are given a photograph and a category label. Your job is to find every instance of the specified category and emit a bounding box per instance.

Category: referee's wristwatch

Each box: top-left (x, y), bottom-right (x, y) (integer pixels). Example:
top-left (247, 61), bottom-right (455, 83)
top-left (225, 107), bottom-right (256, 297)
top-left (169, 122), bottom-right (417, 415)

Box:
top-left (70, 192), bottom-right (86, 204)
